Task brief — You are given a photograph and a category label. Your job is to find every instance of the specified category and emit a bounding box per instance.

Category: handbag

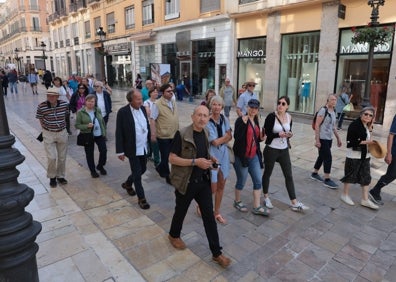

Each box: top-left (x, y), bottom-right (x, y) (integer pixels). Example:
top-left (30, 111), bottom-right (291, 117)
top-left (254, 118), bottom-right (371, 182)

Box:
top-left (343, 103), bottom-right (354, 112)
top-left (77, 132), bottom-right (94, 146)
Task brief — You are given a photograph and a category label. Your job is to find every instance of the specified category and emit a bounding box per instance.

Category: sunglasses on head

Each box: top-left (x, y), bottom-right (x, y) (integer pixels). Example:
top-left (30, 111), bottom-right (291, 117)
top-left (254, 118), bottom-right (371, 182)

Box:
top-left (363, 112), bottom-right (373, 117)
top-left (277, 101), bottom-right (287, 106)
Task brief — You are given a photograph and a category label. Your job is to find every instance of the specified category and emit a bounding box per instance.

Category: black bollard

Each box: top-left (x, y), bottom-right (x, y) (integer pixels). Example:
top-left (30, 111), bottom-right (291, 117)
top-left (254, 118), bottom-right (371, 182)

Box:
top-left (0, 78), bottom-right (42, 281)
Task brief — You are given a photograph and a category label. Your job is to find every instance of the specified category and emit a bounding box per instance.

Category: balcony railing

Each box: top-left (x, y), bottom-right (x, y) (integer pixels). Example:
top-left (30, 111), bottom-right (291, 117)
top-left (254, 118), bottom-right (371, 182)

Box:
top-left (69, 3), bottom-right (77, 13)
top-left (77, 0), bottom-right (87, 9)
top-left (88, 0), bottom-right (100, 4)
top-left (29, 5), bottom-right (39, 11)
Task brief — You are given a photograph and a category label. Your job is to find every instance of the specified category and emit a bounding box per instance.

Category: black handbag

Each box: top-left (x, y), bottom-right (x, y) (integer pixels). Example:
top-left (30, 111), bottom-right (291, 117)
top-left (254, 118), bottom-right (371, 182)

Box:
top-left (77, 132), bottom-right (94, 146)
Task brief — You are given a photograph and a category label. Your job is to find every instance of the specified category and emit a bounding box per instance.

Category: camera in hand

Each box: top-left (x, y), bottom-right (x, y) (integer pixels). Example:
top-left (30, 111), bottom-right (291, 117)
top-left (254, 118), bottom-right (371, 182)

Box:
top-left (212, 163), bottom-right (219, 168)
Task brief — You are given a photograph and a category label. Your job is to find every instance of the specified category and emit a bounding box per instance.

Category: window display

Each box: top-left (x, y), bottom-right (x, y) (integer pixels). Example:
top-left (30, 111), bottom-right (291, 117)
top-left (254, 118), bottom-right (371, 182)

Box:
top-left (237, 37), bottom-right (266, 102)
top-left (279, 32), bottom-right (320, 114)
top-left (336, 28), bottom-right (393, 124)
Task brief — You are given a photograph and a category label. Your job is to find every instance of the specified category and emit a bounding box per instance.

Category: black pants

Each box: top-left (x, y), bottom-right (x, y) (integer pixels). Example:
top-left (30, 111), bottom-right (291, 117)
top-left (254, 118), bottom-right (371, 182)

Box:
top-left (84, 136), bottom-right (107, 173)
top-left (370, 159), bottom-right (396, 197)
top-left (169, 179), bottom-right (222, 257)
top-left (262, 146), bottom-right (296, 200)
top-left (314, 139), bottom-right (333, 174)
top-left (156, 138), bottom-right (172, 177)
top-left (126, 155), bottom-right (147, 200)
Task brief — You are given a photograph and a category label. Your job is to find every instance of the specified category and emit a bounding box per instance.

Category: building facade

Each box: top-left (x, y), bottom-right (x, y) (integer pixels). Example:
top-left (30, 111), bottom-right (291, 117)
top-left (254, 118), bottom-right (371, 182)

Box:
top-left (230, 0), bottom-right (396, 127)
top-left (0, 0), bottom-right (50, 74)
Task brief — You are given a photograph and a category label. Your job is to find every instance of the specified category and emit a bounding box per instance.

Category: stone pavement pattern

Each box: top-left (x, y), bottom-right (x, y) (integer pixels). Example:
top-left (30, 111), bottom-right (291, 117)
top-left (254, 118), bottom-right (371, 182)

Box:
top-left (4, 84), bottom-right (396, 281)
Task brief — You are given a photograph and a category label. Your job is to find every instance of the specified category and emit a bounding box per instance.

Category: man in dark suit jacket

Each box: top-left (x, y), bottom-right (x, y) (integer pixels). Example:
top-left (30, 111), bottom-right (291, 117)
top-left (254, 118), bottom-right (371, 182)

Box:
top-left (116, 89), bottom-right (151, 209)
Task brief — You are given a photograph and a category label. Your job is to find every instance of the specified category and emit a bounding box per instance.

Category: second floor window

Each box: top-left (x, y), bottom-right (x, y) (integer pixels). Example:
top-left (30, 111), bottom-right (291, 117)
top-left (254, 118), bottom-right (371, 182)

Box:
top-left (142, 0), bottom-right (154, 25)
top-left (165, 0), bottom-right (179, 20)
top-left (107, 12), bottom-right (115, 34)
top-left (32, 17), bottom-right (40, 31)
top-left (125, 6), bottom-right (135, 29)
top-left (84, 20), bottom-right (91, 38)
top-left (200, 0), bottom-right (220, 13)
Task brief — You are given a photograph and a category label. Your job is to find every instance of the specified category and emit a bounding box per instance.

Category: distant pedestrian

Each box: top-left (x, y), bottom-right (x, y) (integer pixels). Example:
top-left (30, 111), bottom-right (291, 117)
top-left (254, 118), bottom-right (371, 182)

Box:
top-left (8, 69), bottom-right (18, 94)
top-left (135, 73), bottom-right (143, 89)
top-left (93, 81), bottom-right (112, 126)
top-left (36, 90), bottom-right (69, 188)
top-left (43, 70), bottom-right (53, 89)
top-left (219, 78), bottom-right (236, 118)
top-left (75, 94), bottom-right (107, 178)
top-left (143, 87), bottom-right (160, 167)
top-left (262, 96), bottom-right (309, 212)
top-left (340, 106), bottom-right (378, 210)
top-left (1, 70), bottom-right (8, 96)
top-left (168, 105), bottom-right (231, 268)
top-left (369, 114), bottom-right (396, 206)
top-left (201, 89), bottom-right (216, 109)
top-left (141, 79), bottom-right (153, 101)
top-left (70, 83), bottom-right (89, 114)
top-left (310, 94), bottom-right (341, 189)
top-left (53, 77), bottom-right (72, 135)
top-left (175, 81), bottom-right (190, 101)
top-left (28, 69), bottom-right (39, 95)
top-left (116, 89), bottom-right (151, 209)
top-left (236, 79), bottom-right (258, 117)
top-left (335, 86), bottom-right (353, 130)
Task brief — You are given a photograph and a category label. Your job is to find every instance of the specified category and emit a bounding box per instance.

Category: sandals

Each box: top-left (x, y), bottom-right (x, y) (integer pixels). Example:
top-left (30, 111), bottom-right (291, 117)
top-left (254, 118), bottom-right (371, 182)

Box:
top-left (215, 214), bottom-right (227, 224)
top-left (233, 200), bottom-right (248, 212)
top-left (252, 206), bottom-right (270, 216)
top-left (138, 198), bottom-right (150, 210)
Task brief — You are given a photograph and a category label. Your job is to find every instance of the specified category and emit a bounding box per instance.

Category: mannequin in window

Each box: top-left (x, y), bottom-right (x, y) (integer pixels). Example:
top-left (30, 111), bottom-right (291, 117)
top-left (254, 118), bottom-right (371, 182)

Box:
top-left (300, 74), bottom-right (311, 113)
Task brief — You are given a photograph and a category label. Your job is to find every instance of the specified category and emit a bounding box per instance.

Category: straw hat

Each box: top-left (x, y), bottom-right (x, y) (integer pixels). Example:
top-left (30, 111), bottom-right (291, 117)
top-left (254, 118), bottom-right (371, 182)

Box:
top-left (46, 90), bottom-right (59, 96)
top-left (245, 78), bottom-right (257, 85)
top-left (368, 140), bottom-right (387, 158)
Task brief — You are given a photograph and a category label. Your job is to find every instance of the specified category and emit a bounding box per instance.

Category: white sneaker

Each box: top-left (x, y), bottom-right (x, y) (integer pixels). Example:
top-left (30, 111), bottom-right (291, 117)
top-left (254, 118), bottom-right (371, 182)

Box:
top-left (264, 197), bottom-right (273, 209)
top-left (340, 194), bottom-right (355, 206)
top-left (361, 199), bottom-right (379, 210)
top-left (290, 201), bottom-right (309, 212)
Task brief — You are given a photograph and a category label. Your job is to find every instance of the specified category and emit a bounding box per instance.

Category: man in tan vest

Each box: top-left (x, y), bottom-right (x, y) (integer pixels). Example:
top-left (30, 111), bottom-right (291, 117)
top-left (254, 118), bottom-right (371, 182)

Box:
top-left (150, 83), bottom-right (179, 184)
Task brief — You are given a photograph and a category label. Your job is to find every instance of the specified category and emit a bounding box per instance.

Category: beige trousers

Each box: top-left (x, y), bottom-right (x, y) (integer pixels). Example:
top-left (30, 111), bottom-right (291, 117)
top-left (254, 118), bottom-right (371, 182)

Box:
top-left (42, 129), bottom-right (68, 178)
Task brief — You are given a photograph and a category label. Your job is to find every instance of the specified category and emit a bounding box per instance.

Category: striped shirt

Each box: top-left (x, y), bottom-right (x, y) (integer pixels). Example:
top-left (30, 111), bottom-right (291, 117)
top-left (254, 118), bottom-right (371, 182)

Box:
top-left (36, 100), bottom-right (68, 131)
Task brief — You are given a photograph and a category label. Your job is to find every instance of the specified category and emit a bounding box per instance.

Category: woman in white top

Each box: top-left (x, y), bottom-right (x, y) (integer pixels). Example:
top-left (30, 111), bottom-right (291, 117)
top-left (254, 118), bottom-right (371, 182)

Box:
top-left (53, 77), bottom-right (72, 134)
top-left (261, 96), bottom-right (309, 212)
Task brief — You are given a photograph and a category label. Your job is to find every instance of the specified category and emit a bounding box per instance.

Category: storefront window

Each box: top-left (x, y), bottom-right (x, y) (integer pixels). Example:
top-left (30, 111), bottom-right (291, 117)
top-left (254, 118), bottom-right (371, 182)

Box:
top-left (279, 32), bottom-right (320, 114)
top-left (336, 27), bottom-right (393, 124)
top-left (192, 39), bottom-right (215, 96)
top-left (237, 37), bottom-right (266, 102)
top-left (162, 43), bottom-right (177, 83)
top-left (139, 44), bottom-right (155, 79)
top-left (108, 54), bottom-right (132, 88)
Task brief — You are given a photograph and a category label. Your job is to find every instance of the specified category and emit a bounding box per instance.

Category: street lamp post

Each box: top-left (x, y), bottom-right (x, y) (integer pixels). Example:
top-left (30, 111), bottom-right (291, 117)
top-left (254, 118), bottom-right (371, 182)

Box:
top-left (96, 27), bottom-right (106, 80)
top-left (40, 41), bottom-right (47, 71)
top-left (363, 0), bottom-right (385, 107)
top-left (14, 48), bottom-right (21, 75)
top-left (0, 79), bottom-right (42, 279)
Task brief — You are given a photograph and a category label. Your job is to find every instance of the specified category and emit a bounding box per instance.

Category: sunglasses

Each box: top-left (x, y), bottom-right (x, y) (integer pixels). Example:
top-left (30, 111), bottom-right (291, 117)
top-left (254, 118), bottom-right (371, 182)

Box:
top-left (247, 84), bottom-right (255, 87)
top-left (277, 101), bottom-right (287, 106)
top-left (94, 85), bottom-right (101, 87)
top-left (79, 87), bottom-right (85, 89)
top-left (363, 113), bottom-right (373, 117)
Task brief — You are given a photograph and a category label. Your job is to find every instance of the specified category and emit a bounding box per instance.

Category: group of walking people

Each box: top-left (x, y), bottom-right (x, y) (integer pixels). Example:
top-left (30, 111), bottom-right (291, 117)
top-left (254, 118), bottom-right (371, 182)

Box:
top-left (34, 75), bottom-right (396, 269)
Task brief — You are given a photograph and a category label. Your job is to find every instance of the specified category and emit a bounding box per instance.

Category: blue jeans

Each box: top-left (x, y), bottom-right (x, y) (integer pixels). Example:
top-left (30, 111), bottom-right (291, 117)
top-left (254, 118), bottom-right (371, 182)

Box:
top-left (9, 82), bottom-right (18, 94)
top-left (314, 139), bottom-right (333, 174)
top-left (224, 106), bottom-right (231, 118)
top-left (337, 112), bottom-right (345, 129)
top-left (233, 155), bottom-right (262, 190)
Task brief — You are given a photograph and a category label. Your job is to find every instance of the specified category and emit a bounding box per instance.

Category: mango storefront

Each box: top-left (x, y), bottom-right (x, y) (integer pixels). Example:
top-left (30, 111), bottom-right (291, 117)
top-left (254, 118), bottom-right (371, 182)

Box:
top-left (235, 1), bottom-right (396, 127)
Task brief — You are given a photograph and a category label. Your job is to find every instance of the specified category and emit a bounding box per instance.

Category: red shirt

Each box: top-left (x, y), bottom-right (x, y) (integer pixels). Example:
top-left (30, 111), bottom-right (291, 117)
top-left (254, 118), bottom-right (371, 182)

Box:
top-left (245, 123), bottom-right (260, 158)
